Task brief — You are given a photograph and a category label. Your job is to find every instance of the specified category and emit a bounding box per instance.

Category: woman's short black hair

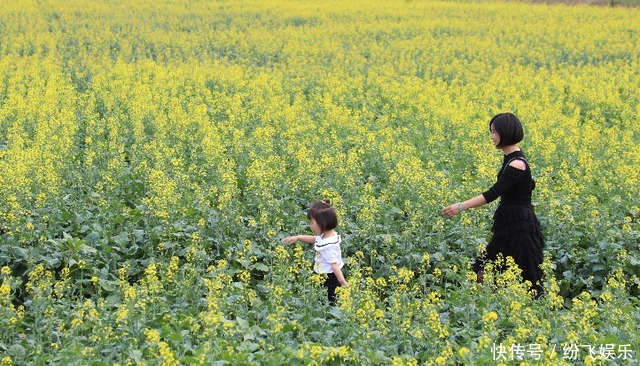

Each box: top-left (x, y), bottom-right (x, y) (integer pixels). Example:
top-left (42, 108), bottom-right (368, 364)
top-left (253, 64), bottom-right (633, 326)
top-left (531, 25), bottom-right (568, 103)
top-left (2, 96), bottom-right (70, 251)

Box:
top-left (307, 200), bottom-right (338, 232)
top-left (489, 113), bottom-right (524, 147)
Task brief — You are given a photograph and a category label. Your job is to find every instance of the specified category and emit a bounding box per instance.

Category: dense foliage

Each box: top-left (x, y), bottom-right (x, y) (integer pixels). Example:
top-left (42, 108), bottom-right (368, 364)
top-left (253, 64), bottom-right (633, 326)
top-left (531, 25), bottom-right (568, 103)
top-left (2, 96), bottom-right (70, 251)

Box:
top-left (1, 0), bottom-right (639, 364)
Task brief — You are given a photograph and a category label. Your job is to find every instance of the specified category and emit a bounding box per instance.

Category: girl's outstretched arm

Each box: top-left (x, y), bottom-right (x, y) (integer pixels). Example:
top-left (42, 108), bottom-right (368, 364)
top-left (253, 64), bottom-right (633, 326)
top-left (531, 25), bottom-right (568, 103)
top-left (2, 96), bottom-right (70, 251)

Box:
top-left (331, 263), bottom-right (348, 287)
top-left (282, 235), bottom-right (316, 244)
top-left (442, 194), bottom-right (487, 218)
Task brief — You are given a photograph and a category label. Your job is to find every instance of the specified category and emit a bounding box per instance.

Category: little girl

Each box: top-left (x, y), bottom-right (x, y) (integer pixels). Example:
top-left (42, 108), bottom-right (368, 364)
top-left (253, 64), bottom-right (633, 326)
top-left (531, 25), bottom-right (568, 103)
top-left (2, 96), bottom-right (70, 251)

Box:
top-left (283, 200), bottom-right (348, 304)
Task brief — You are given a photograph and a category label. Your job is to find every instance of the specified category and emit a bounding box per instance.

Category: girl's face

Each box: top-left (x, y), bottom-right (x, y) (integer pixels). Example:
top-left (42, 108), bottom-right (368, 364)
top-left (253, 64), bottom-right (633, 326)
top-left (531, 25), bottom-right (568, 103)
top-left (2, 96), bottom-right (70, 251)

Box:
top-left (490, 123), bottom-right (500, 147)
top-left (309, 218), bottom-right (321, 235)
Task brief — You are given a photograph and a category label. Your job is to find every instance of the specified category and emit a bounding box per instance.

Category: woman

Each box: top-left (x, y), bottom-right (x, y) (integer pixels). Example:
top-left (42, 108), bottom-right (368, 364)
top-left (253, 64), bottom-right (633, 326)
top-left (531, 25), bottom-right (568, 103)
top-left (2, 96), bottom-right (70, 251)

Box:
top-left (443, 113), bottom-right (545, 296)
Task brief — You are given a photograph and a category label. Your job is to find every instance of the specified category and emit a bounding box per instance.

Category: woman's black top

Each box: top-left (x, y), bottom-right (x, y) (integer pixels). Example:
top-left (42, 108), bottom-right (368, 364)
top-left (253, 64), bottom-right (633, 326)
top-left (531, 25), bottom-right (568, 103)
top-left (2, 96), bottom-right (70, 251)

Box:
top-left (482, 150), bottom-right (534, 205)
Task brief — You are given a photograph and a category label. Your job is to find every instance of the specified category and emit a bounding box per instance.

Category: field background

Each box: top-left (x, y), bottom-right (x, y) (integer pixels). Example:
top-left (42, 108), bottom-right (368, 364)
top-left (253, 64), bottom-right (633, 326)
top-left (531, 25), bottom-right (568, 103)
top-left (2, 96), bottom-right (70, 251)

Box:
top-left (1, 0), bottom-right (639, 364)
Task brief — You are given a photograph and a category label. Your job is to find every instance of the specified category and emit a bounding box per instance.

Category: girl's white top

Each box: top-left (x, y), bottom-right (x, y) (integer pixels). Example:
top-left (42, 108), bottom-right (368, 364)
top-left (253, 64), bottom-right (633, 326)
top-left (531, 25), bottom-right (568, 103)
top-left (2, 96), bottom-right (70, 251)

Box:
top-left (314, 233), bottom-right (344, 274)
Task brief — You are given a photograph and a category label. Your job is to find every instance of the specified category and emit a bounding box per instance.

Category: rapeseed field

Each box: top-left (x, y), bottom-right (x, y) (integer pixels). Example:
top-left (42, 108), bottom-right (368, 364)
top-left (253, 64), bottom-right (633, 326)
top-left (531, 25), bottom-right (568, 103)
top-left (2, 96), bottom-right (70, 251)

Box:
top-left (1, 0), bottom-right (639, 364)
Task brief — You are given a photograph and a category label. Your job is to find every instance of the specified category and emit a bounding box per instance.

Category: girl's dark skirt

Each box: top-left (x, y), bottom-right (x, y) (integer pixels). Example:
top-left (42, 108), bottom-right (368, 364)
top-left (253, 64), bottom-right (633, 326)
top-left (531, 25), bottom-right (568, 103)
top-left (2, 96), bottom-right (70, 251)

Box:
top-left (324, 273), bottom-right (340, 305)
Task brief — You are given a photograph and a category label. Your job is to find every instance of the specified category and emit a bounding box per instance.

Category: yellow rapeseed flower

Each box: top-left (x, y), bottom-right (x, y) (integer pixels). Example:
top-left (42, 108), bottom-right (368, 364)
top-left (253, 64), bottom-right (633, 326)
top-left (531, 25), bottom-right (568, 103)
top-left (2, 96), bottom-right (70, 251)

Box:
top-left (482, 311), bottom-right (498, 323)
top-left (458, 347), bottom-right (470, 358)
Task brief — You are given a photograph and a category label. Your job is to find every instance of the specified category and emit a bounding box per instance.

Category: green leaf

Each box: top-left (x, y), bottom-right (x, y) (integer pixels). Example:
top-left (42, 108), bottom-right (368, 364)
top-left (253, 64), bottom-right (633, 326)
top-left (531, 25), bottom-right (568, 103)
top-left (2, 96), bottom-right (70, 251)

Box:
top-left (46, 258), bottom-right (61, 268)
top-left (592, 264), bottom-right (606, 272)
top-left (99, 279), bottom-right (118, 292)
top-left (106, 295), bottom-right (121, 306)
top-left (8, 344), bottom-right (26, 359)
top-left (226, 295), bottom-right (239, 304)
top-left (169, 332), bottom-right (183, 342)
top-left (182, 356), bottom-right (201, 364)
top-left (129, 350), bottom-right (143, 362)
top-left (329, 307), bottom-right (343, 319)
top-left (236, 317), bottom-right (249, 329)
top-left (81, 244), bottom-right (98, 254)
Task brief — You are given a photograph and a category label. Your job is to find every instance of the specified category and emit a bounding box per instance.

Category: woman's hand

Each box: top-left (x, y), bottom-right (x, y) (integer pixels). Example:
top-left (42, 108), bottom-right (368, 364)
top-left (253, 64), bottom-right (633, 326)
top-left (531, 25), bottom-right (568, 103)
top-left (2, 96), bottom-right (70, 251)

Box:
top-left (443, 195), bottom-right (486, 218)
top-left (442, 203), bottom-right (462, 218)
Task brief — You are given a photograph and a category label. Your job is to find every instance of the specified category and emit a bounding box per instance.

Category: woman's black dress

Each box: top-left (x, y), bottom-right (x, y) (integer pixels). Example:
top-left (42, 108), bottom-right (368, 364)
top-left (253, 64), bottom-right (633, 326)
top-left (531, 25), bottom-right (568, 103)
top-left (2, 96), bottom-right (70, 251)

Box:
top-left (473, 150), bottom-right (545, 294)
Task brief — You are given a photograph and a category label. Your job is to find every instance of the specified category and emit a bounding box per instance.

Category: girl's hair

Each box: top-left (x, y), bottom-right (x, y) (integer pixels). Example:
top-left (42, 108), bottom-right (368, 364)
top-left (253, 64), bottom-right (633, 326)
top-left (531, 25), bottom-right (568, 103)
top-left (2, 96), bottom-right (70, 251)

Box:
top-left (489, 113), bottom-right (524, 146)
top-left (307, 200), bottom-right (338, 233)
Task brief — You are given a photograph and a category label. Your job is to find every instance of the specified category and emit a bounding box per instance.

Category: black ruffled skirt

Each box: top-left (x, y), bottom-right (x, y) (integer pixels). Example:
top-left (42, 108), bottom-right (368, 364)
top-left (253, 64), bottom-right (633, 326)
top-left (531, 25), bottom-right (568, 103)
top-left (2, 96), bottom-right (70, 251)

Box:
top-left (473, 203), bottom-right (545, 293)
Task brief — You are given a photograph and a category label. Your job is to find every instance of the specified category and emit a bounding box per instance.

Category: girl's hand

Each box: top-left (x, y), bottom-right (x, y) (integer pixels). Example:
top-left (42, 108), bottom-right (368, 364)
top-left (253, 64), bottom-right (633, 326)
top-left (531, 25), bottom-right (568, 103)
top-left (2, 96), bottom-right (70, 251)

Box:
top-left (282, 235), bottom-right (299, 244)
top-left (442, 203), bottom-right (461, 218)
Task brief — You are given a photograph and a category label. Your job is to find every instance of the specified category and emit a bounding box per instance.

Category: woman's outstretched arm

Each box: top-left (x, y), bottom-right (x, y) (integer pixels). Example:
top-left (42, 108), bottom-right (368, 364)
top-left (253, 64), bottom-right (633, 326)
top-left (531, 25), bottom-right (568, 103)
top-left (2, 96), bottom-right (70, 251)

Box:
top-left (442, 194), bottom-right (487, 218)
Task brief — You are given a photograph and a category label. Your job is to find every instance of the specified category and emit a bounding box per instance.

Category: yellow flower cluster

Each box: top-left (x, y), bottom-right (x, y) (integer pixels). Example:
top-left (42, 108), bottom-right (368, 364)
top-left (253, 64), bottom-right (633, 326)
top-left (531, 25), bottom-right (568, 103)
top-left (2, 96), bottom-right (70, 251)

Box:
top-left (144, 329), bottom-right (179, 366)
top-left (295, 343), bottom-right (354, 364)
